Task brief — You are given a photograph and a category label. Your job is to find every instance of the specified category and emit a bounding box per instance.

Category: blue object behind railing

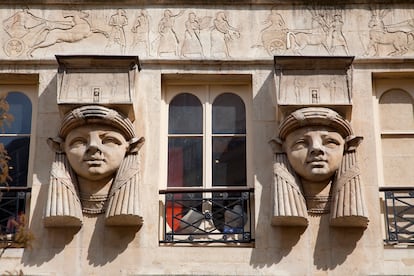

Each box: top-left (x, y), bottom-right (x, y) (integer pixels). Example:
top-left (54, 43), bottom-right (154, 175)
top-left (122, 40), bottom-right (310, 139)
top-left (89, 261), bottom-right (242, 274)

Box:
top-left (159, 187), bottom-right (254, 244)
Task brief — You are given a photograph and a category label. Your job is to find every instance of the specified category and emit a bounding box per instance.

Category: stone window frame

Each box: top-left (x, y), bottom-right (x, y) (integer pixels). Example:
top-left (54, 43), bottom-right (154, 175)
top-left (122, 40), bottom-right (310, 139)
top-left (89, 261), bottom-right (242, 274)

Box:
top-left (0, 82), bottom-right (37, 247)
top-left (160, 75), bottom-right (254, 244)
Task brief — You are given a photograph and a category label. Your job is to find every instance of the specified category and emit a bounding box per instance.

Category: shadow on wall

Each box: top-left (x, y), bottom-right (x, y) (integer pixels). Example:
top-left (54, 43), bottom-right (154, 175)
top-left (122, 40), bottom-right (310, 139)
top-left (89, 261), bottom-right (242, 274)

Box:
top-left (314, 215), bottom-right (365, 270)
top-left (248, 71), bottom-right (307, 267)
top-left (22, 73), bottom-right (71, 266)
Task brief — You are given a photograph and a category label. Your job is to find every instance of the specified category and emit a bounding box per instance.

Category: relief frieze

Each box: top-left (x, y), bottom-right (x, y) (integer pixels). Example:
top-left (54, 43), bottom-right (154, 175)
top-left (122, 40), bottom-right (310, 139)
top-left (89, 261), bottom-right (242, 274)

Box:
top-left (3, 5), bottom-right (414, 58)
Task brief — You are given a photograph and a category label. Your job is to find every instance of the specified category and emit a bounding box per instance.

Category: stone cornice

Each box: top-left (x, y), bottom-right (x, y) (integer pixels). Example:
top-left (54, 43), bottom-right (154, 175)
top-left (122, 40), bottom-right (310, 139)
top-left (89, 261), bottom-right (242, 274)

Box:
top-left (0, 0), bottom-right (412, 5)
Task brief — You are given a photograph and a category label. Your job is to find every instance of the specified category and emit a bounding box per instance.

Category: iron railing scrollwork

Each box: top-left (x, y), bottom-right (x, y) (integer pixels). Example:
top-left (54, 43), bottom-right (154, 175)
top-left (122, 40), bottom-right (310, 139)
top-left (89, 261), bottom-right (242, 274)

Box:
top-left (380, 187), bottom-right (414, 244)
top-left (159, 187), bottom-right (254, 244)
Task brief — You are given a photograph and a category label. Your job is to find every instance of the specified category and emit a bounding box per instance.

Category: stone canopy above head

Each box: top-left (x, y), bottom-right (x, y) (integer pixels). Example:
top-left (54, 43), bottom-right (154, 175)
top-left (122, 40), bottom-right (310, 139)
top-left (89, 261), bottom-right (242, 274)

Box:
top-left (56, 55), bottom-right (140, 122)
top-left (274, 55), bottom-right (354, 121)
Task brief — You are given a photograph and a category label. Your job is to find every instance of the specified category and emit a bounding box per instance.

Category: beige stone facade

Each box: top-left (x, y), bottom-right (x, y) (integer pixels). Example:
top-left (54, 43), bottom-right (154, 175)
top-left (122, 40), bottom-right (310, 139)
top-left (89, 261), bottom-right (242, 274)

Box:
top-left (0, 1), bottom-right (413, 275)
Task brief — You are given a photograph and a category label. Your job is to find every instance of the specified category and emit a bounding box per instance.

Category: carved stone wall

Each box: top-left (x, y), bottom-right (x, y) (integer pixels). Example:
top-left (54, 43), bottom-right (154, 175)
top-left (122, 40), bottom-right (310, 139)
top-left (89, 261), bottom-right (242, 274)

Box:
top-left (3, 4), bottom-right (414, 59)
top-left (0, 2), bottom-right (412, 276)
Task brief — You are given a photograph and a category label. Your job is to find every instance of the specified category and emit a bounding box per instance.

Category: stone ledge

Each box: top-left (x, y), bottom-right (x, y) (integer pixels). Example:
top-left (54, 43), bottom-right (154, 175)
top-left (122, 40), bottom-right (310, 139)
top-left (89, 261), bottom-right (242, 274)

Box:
top-left (0, 0), bottom-right (413, 5)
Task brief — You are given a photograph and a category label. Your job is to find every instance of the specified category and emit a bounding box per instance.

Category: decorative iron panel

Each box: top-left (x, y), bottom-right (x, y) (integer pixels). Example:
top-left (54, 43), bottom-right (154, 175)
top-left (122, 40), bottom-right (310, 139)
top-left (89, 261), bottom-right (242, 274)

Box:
top-left (160, 187), bottom-right (254, 244)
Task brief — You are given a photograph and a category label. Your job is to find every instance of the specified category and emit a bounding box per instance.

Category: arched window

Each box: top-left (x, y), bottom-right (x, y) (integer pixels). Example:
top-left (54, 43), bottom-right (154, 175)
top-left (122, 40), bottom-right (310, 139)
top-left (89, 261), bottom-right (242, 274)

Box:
top-left (168, 93), bottom-right (203, 188)
top-left (379, 89), bottom-right (414, 131)
top-left (379, 88), bottom-right (414, 186)
top-left (0, 91), bottom-right (32, 237)
top-left (0, 92), bottom-right (32, 187)
top-left (162, 83), bottom-right (252, 243)
top-left (212, 93), bottom-right (246, 187)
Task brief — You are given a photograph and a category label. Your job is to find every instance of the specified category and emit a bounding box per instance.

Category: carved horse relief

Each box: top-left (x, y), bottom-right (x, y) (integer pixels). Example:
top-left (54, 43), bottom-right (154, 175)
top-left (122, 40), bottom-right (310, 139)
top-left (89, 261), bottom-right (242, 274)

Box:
top-left (366, 9), bottom-right (413, 56)
top-left (287, 9), bottom-right (331, 55)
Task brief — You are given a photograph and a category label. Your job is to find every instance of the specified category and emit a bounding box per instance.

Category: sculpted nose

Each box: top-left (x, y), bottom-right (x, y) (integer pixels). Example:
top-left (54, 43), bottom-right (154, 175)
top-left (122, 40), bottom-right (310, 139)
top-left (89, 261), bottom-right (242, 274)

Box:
top-left (309, 140), bottom-right (324, 155)
top-left (86, 140), bottom-right (102, 154)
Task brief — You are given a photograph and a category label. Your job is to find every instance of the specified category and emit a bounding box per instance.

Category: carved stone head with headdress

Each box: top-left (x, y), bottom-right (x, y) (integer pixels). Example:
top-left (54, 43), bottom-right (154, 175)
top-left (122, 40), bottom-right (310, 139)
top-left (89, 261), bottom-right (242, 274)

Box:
top-left (271, 107), bottom-right (368, 227)
top-left (44, 105), bottom-right (144, 227)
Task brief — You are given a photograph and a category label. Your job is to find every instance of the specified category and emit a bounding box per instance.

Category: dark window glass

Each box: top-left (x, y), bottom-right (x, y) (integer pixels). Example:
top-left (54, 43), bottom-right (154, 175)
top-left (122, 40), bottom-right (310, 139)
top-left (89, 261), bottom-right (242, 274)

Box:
top-left (169, 93), bottom-right (202, 134)
top-left (168, 137), bottom-right (203, 188)
top-left (212, 93), bottom-right (246, 134)
top-left (212, 136), bottom-right (246, 187)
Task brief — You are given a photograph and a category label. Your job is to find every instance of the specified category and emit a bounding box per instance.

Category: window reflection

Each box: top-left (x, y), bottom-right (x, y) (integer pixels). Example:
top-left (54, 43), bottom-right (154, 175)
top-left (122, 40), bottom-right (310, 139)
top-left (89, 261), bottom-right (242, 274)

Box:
top-left (0, 92), bottom-right (31, 187)
top-left (213, 93), bottom-right (246, 134)
top-left (169, 93), bottom-right (202, 134)
top-left (3, 92), bottom-right (32, 134)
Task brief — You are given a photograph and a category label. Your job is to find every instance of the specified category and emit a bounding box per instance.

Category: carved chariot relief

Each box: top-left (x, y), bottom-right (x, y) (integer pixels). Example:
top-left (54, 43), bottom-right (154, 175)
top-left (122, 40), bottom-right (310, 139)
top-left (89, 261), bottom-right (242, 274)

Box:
top-left (271, 56), bottom-right (368, 227)
top-left (255, 7), bottom-right (350, 56)
top-left (44, 56), bottom-right (144, 227)
top-left (3, 8), bottom-right (109, 57)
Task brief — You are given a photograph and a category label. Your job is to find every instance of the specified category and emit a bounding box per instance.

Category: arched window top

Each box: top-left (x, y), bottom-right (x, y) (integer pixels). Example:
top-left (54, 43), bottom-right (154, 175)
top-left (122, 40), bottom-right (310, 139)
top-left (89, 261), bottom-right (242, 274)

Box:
top-left (379, 89), bottom-right (414, 131)
top-left (212, 93), bottom-right (246, 134)
top-left (3, 92), bottom-right (32, 134)
top-left (169, 93), bottom-right (202, 134)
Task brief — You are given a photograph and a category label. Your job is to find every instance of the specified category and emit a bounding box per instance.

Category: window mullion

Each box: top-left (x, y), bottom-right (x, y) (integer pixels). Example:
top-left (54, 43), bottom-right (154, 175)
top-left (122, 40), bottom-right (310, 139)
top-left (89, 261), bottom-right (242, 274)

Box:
top-left (204, 88), bottom-right (213, 190)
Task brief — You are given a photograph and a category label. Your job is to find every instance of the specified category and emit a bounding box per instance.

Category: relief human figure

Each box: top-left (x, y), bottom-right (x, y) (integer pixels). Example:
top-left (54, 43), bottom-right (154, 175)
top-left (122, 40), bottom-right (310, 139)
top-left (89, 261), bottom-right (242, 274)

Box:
top-left (44, 105), bottom-right (144, 227)
top-left (270, 107), bottom-right (368, 227)
top-left (105, 9), bottom-right (128, 54)
top-left (181, 12), bottom-right (211, 57)
top-left (154, 9), bottom-right (184, 57)
top-left (327, 13), bottom-right (350, 55)
top-left (130, 9), bottom-right (150, 56)
top-left (255, 9), bottom-right (289, 55)
top-left (210, 11), bottom-right (240, 58)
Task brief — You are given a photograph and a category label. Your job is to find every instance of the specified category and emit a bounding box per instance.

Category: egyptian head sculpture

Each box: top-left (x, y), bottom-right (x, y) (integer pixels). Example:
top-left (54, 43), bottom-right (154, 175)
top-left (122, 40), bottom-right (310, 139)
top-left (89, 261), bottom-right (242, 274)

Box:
top-left (44, 105), bottom-right (145, 227)
top-left (271, 107), bottom-right (368, 227)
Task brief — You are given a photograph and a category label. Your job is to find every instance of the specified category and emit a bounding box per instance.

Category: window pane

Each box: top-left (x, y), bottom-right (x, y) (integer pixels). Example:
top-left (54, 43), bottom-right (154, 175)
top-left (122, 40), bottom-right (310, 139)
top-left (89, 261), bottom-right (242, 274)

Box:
top-left (213, 93), bottom-right (246, 134)
top-left (212, 136), bottom-right (246, 186)
top-left (3, 92), bottom-right (32, 134)
top-left (168, 137), bottom-right (203, 187)
top-left (0, 137), bottom-right (29, 186)
top-left (169, 93), bottom-right (202, 134)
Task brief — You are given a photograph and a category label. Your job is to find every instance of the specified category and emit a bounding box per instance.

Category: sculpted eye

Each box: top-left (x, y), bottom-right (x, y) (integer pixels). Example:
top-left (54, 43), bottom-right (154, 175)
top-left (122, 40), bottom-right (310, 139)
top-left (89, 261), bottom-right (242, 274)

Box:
top-left (323, 138), bottom-right (340, 147)
top-left (102, 136), bottom-right (122, 145)
top-left (68, 137), bottom-right (87, 147)
top-left (291, 139), bottom-right (307, 150)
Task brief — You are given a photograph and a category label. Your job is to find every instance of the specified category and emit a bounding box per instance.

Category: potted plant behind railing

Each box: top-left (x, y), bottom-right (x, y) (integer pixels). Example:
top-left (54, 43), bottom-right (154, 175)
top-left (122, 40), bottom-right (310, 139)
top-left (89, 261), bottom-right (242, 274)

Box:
top-left (0, 94), bottom-right (13, 197)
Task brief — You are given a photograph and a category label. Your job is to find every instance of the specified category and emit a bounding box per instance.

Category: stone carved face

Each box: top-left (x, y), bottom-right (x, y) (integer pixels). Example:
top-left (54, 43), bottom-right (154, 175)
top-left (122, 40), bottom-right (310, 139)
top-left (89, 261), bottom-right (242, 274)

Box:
top-left (284, 126), bottom-right (345, 183)
top-left (64, 124), bottom-right (129, 182)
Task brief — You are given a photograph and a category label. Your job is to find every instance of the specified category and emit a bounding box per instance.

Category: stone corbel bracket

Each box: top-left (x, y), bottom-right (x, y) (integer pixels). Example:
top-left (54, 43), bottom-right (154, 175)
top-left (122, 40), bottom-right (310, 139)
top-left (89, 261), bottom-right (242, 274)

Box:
top-left (56, 55), bottom-right (141, 121)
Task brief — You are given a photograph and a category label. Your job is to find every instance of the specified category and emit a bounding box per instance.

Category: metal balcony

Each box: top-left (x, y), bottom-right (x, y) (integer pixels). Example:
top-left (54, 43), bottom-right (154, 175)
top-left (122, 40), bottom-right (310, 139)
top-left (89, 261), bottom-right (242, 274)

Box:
top-left (0, 187), bottom-right (31, 239)
top-left (159, 187), bottom-right (254, 244)
top-left (380, 187), bottom-right (414, 244)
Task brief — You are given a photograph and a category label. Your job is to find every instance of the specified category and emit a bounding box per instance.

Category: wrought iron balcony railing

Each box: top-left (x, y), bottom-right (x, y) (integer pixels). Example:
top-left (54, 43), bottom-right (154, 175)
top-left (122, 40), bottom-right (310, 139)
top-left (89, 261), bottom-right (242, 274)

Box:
top-left (159, 187), bottom-right (254, 244)
top-left (0, 187), bottom-right (31, 238)
top-left (380, 186), bottom-right (414, 244)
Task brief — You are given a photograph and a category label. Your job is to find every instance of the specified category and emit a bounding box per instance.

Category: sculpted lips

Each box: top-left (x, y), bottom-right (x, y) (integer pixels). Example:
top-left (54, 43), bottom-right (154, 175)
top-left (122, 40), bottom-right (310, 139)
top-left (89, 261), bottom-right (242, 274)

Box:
top-left (306, 158), bottom-right (327, 167)
top-left (85, 158), bottom-right (106, 166)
